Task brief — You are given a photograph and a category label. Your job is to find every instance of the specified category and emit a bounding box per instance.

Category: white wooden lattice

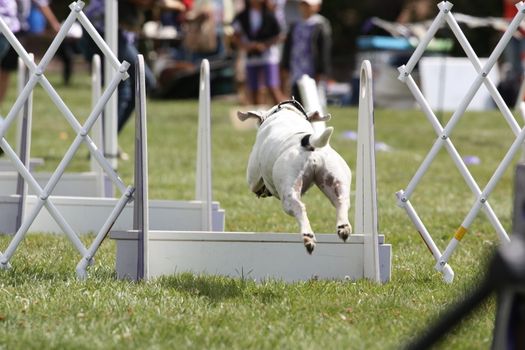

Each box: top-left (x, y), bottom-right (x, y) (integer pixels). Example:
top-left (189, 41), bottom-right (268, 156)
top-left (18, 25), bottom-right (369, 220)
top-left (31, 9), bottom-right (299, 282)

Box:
top-left (0, 1), bottom-right (133, 279)
top-left (396, 1), bottom-right (525, 283)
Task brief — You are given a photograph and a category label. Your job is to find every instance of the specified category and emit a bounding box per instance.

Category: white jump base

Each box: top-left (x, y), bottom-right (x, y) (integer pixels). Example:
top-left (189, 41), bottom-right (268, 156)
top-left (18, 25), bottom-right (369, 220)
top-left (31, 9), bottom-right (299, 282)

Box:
top-left (0, 195), bottom-right (224, 234)
top-left (111, 230), bottom-right (391, 283)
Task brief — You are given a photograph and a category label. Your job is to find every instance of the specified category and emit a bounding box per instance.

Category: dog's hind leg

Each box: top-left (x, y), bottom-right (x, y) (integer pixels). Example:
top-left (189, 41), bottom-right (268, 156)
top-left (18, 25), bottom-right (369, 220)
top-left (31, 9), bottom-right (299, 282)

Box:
top-left (279, 180), bottom-right (316, 254)
top-left (316, 160), bottom-right (352, 242)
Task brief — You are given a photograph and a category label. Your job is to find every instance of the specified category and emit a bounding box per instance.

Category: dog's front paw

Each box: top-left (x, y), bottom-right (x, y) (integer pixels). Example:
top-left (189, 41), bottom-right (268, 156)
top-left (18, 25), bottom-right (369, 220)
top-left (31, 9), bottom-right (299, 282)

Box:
top-left (337, 224), bottom-right (352, 242)
top-left (303, 233), bottom-right (316, 254)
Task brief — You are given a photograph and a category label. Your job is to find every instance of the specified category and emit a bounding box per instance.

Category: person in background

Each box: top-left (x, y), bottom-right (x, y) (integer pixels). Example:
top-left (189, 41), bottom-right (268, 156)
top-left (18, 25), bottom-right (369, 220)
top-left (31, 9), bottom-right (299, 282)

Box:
top-left (230, 0), bottom-right (247, 104)
top-left (21, 0), bottom-right (73, 84)
top-left (80, 0), bottom-right (159, 139)
top-left (499, 0), bottom-right (525, 106)
top-left (0, 0), bottom-right (20, 115)
top-left (156, 0), bottom-right (191, 33)
top-left (280, 0), bottom-right (331, 104)
top-left (232, 0), bottom-right (284, 105)
top-left (0, 0), bottom-right (20, 156)
top-left (267, 0), bottom-right (286, 33)
top-left (180, 0), bottom-right (233, 62)
top-left (396, 0), bottom-right (434, 24)
top-left (0, 0), bottom-right (62, 104)
top-left (19, 0), bottom-right (61, 33)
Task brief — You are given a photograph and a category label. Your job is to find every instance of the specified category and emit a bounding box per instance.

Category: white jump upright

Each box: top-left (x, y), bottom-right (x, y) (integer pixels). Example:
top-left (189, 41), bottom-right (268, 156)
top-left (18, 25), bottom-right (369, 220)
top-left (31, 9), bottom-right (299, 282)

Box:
top-left (297, 74), bottom-right (326, 133)
top-left (14, 55), bottom-right (34, 231)
top-left (90, 54), bottom-right (106, 197)
top-left (396, 1), bottom-right (523, 283)
top-left (195, 59), bottom-right (213, 231)
top-left (111, 59), bottom-right (391, 283)
top-left (355, 61), bottom-right (381, 282)
top-left (133, 55), bottom-right (149, 280)
top-left (104, 0), bottom-right (119, 170)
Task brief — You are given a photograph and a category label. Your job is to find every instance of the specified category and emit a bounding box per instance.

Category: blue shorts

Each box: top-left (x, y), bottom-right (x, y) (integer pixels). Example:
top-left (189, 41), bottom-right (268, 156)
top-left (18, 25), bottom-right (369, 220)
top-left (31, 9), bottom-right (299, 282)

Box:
top-left (246, 63), bottom-right (280, 91)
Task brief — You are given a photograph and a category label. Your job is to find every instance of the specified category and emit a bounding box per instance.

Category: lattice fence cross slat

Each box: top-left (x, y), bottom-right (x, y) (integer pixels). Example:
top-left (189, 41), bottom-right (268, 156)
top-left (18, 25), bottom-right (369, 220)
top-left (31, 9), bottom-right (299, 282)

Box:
top-left (0, 1), bottom-right (134, 279)
top-left (396, 1), bottom-right (525, 283)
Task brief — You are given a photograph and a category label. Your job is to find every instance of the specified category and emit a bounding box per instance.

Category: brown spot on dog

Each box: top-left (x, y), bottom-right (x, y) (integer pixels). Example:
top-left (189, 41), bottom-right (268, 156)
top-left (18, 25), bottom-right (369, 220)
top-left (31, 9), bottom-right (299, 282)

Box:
top-left (324, 174), bottom-right (335, 187)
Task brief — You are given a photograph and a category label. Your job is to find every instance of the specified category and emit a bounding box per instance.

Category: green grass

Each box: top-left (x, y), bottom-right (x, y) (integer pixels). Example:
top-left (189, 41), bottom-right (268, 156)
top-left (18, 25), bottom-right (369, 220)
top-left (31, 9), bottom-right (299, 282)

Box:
top-left (0, 71), bottom-right (517, 349)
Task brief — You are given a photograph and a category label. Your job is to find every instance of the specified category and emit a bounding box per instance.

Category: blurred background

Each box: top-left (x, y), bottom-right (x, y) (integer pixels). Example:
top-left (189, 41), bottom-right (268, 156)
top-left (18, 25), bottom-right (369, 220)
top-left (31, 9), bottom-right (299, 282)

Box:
top-left (13, 0), bottom-right (515, 109)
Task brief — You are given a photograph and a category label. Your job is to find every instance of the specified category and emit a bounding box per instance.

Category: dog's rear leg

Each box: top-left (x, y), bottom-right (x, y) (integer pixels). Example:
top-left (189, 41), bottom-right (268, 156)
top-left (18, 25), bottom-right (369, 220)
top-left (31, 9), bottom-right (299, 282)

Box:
top-left (318, 172), bottom-right (352, 242)
top-left (281, 189), bottom-right (316, 254)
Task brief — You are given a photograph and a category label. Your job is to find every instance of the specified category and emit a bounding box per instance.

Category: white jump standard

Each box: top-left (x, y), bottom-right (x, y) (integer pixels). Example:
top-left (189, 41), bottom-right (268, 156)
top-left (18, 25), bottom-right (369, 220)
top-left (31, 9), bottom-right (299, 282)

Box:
top-left (111, 59), bottom-right (391, 283)
top-left (396, 1), bottom-right (522, 282)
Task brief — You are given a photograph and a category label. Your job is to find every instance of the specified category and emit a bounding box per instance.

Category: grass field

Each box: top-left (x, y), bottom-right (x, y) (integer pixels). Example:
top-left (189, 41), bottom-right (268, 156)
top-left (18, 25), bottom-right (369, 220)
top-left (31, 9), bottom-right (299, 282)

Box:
top-left (0, 71), bottom-right (518, 349)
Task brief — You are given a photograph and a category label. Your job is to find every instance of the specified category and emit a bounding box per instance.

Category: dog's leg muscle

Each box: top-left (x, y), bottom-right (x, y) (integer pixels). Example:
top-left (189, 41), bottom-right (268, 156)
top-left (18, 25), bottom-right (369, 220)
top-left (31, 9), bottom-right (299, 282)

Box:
top-left (273, 156), bottom-right (317, 254)
top-left (279, 179), bottom-right (316, 254)
top-left (316, 156), bottom-right (352, 242)
top-left (282, 191), bottom-right (316, 254)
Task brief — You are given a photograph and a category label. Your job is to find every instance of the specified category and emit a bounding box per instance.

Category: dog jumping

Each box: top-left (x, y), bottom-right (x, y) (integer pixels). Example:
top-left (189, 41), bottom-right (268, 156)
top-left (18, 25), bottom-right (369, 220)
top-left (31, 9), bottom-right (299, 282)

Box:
top-left (238, 100), bottom-right (352, 254)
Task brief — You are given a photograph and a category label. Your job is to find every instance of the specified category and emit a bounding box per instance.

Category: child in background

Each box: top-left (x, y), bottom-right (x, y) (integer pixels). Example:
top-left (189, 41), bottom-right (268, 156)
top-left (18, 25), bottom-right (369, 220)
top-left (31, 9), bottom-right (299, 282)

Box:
top-left (281, 0), bottom-right (331, 103)
top-left (233, 0), bottom-right (284, 105)
top-left (0, 0), bottom-right (20, 115)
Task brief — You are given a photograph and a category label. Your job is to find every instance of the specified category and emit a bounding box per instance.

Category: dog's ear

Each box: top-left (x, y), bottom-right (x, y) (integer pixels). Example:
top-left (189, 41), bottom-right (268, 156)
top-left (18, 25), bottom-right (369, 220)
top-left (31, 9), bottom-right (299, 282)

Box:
top-left (237, 111), bottom-right (264, 123)
top-left (308, 111), bottom-right (331, 123)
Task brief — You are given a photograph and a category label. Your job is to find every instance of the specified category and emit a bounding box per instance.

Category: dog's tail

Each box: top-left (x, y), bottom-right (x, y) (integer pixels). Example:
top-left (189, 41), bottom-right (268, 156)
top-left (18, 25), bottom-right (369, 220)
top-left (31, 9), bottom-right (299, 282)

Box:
top-left (302, 127), bottom-right (333, 150)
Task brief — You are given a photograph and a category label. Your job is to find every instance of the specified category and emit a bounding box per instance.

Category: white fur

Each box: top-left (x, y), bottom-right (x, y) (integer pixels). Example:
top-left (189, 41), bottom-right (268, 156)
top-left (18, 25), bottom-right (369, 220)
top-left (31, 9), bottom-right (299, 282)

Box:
top-left (238, 103), bottom-right (352, 254)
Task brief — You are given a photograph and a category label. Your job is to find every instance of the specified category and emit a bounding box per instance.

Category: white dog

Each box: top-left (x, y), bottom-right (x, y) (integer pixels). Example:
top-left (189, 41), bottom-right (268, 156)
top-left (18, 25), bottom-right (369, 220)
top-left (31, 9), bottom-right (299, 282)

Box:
top-left (238, 100), bottom-right (352, 254)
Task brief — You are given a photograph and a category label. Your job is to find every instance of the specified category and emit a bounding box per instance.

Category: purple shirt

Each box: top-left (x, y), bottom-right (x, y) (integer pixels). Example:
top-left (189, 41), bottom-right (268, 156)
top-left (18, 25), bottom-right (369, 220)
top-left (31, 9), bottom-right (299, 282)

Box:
top-left (84, 0), bottom-right (105, 31)
top-left (290, 17), bottom-right (316, 84)
top-left (0, 0), bottom-right (21, 33)
top-left (84, 0), bottom-right (136, 44)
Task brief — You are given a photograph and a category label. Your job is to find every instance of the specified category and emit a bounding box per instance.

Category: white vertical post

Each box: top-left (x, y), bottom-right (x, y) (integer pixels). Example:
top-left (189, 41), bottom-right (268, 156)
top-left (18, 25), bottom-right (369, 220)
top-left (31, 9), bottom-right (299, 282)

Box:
top-left (15, 55), bottom-right (33, 231)
top-left (91, 54), bottom-right (105, 196)
top-left (354, 60), bottom-right (380, 283)
top-left (195, 59), bottom-right (212, 231)
top-left (520, 102), bottom-right (525, 163)
top-left (297, 74), bottom-right (326, 134)
top-left (133, 55), bottom-right (149, 280)
top-left (515, 78), bottom-right (525, 111)
top-left (104, 0), bottom-right (118, 172)
top-left (18, 54), bottom-right (33, 160)
top-left (15, 57), bottom-right (24, 157)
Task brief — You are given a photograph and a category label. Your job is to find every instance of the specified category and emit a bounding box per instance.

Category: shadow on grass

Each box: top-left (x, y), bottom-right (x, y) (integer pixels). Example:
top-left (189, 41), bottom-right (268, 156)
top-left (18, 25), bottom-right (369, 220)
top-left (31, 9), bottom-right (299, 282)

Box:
top-left (156, 273), bottom-right (286, 303)
top-left (156, 273), bottom-right (249, 301)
